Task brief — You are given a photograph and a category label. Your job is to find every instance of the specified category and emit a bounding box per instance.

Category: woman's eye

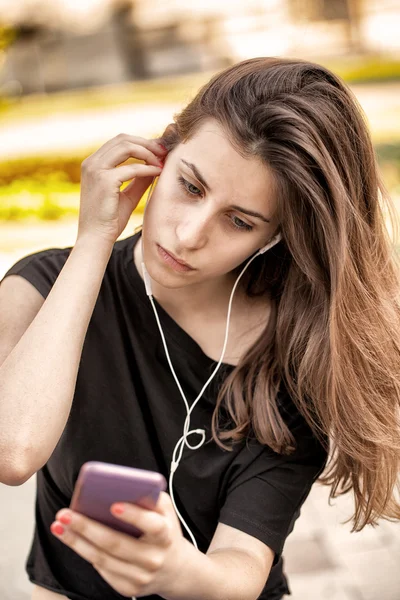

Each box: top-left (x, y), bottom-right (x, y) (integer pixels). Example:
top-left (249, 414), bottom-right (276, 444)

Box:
top-left (177, 176), bottom-right (202, 197)
top-left (177, 175), bottom-right (253, 232)
top-left (231, 216), bottom-right (253, 232)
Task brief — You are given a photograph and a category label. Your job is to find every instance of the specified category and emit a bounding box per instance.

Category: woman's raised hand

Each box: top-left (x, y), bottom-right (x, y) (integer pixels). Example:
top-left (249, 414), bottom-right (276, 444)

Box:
top-left (77, 133), bottom-right (167, 245)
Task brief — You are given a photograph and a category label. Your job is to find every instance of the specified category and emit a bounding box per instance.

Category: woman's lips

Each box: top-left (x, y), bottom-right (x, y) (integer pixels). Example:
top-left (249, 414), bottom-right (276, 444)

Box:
top-left (157, 244), bottom-right (195, 272)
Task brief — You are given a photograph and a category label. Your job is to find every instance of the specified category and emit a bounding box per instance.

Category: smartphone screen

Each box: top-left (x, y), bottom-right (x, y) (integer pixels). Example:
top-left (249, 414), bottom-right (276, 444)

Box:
top-left (69, 461), bottom-right (167, 537)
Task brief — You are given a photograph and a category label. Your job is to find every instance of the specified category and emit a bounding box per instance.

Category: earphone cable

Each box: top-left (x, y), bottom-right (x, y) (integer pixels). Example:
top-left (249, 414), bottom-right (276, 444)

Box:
top-left (145, 249), bottom-right (262, 547)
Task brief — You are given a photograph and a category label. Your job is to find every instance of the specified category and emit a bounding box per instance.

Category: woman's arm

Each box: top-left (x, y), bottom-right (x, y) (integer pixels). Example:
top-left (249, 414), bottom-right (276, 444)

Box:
top-left (0, 236), bottom-right (113, 484)
top-left (162, 523), bottom-right (274, 600)
top-left (0, 133), bottom-right (165, 486)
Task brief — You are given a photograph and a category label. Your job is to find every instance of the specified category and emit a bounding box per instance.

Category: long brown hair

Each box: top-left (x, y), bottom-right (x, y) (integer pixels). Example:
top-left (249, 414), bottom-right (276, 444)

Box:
top-left (159, 57), bottom-right (400, 531)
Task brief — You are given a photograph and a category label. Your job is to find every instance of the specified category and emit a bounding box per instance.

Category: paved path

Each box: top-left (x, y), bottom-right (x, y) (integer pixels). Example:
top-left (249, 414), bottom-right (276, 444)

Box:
top-left (1, 219), bottom-right (400, 599)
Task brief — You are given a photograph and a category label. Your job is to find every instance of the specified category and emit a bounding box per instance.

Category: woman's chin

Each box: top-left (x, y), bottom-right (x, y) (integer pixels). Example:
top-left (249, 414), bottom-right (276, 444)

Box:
top-left (144, 258), bottom-right (196, 291)
top-left (142, 242), bottom-right (196, 288)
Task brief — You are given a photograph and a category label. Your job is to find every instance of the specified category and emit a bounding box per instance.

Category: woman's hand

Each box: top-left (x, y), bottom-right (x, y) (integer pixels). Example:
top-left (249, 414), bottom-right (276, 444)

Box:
top-left (50, 492), bottom-right (187, 598)
top-left (78, 133), bottom-right (168, 246)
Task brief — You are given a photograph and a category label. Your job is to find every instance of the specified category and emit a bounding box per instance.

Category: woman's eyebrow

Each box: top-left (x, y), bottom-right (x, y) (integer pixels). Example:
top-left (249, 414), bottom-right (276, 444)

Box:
top-left (231, 206), bottom-right (271, 223)
top-left (181, 159), bottom-right (211, 191)
top-left (180, 158), bottom-right (271, 223)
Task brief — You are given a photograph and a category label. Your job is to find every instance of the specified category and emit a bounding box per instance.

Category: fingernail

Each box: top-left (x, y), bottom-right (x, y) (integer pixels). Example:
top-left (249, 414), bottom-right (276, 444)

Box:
top-left (158, 144), bottom-right (168, 152)
top-left (59, 512), bottom-right (72, 525)
top-left (51, 522), bottom-right (64, 536)
top-left (111, 503), bottom-right (125, 515)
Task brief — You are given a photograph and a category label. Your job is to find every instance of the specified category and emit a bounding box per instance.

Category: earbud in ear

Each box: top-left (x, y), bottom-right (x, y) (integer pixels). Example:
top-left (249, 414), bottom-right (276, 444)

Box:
top-left (258, 232), bottom-right (282, 255)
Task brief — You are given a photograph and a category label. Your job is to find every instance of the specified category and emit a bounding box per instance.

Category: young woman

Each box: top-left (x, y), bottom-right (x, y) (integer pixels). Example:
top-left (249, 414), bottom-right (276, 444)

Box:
top-left (0, 57), bottom-right (399, 600)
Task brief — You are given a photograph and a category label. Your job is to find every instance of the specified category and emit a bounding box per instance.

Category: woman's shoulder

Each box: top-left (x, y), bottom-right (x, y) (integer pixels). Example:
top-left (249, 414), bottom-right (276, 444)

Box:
top-left (1, 246), bottom-right (73, 299)
top-left (0, 233), bottom-right (137, 300)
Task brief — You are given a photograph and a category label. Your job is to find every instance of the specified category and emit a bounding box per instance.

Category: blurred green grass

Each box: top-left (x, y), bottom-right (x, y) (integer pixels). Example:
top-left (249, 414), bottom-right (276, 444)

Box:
top-left (0, 175), bottom-right (150, 220)
top-left (323, 55), bottom-right (400, 84)
top-left (0, 142), bottom-right (398, 222)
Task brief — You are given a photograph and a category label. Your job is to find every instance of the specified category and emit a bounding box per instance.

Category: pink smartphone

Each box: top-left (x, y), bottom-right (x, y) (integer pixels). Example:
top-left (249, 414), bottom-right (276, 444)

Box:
top-left (69, 461), bottom-right (167, 537)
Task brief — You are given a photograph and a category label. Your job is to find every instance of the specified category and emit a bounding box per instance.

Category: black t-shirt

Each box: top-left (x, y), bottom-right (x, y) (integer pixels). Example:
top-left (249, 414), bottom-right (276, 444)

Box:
top-left (2, 232), bottom-right (328, 600)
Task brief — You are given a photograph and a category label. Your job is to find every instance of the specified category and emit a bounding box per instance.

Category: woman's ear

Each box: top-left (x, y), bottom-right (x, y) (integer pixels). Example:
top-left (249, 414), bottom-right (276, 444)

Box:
top-left (159, 122), bottom-right (179, 151)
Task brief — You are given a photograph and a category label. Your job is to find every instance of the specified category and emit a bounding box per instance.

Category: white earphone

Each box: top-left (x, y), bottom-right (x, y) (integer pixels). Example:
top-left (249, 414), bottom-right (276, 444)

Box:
top-left (140, 176), bottom-right (282, 547)
top-left (259, 233), bottom-right (282, 253)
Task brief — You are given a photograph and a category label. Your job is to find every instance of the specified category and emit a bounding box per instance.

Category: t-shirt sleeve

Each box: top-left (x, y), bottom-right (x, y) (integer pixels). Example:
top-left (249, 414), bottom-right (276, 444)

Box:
top-left (218, 404), bottom-right (329, 566)
top-left (0, 247), bottom-right (72, 299)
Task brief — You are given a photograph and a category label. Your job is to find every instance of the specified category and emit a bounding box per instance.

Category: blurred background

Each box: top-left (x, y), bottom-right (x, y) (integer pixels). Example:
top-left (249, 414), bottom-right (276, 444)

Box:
top-left (1, 1), bottom-right (400, 599)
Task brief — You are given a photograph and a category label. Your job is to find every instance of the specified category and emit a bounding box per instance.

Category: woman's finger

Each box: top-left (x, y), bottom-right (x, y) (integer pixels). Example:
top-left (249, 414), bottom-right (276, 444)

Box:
top-left (100, 140), bottom-right (163, 171)
top-left (119, 172), bottom-right (156, 202)
top-left (51, 522), bottom-right (152, 596)
top-left (110, 162), bottom-right (162, 185)
top-left (111, 502), bottom-right (172, 547)
top-left (94, 133), bottom-right (167, 162)
top-left (53, 509), bottom-right (167, 568)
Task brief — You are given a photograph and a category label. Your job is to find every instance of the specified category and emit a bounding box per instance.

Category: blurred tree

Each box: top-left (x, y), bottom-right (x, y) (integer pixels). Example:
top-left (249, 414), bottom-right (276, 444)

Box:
top-left (289, 0), bottom-right (366, 53)
top-left (201, 14), bottom-right (233, 69)
top-left (111, 0), bottom-right (150, 80)
top-left (345, 0), bottom-right (365, 54)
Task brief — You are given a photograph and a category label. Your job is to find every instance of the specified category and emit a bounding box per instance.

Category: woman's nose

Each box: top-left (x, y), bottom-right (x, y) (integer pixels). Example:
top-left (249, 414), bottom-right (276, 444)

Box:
top-left (175, 212), bottom-right (211, 250)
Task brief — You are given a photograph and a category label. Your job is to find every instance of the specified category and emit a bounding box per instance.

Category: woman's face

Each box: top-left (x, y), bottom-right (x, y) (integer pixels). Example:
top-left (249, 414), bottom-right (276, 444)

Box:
top-left (142, 119), bottom-right (278, 289)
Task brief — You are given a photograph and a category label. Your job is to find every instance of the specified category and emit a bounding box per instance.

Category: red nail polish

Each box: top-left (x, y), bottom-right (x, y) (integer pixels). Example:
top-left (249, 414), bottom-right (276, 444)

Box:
top-left (59, 513), bottom-right (72, 525)
top-left (112, 504), bottom-right (125, 515)
top-left (51, 522), bottom-right (64, 536)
